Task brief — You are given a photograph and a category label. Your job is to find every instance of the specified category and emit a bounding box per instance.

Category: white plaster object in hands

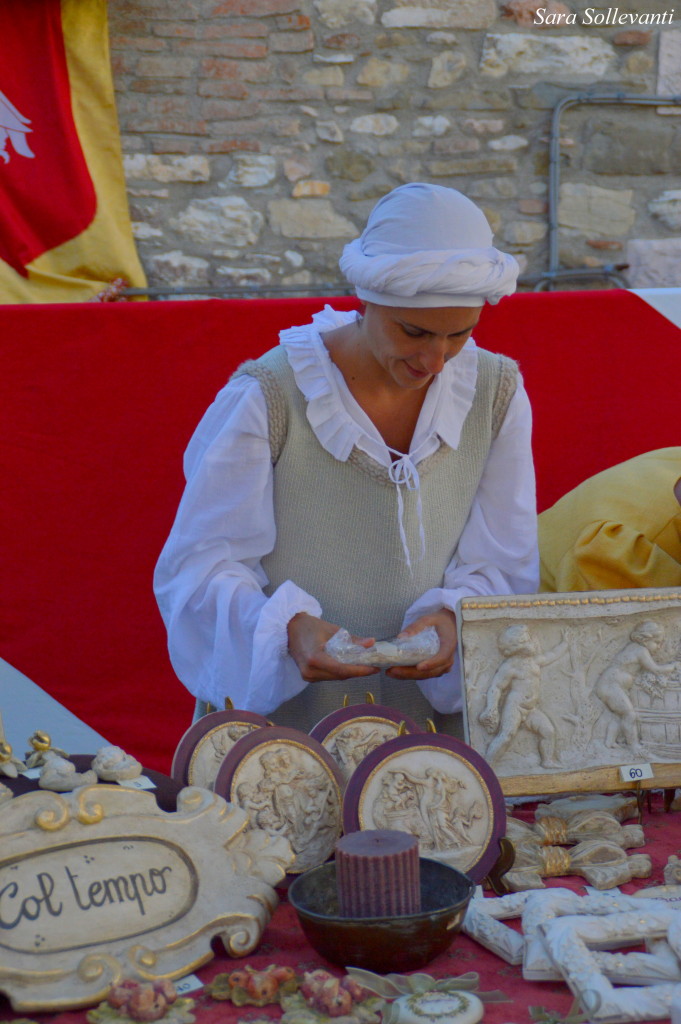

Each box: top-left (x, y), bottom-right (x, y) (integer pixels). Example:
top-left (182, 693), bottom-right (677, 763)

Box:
top-left (325, 627), bottom-right (440, 666)
top-left (92, 744), bottom-right (143, 781)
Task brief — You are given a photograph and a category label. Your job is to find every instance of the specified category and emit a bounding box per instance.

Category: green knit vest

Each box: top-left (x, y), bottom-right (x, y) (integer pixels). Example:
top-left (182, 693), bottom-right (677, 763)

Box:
top-left (231, 343), bottom-right (518, 734)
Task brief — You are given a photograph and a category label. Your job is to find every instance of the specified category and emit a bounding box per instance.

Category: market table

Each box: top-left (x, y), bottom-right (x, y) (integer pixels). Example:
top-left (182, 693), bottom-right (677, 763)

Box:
top-left (2, 792), bottom-right (679, 1024)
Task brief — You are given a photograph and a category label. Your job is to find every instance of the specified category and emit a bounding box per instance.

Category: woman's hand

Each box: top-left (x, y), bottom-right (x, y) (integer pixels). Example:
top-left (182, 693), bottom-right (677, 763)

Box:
top-left (287, 612), bottom-right (379, 682)
top-left (386, 608), bottom-right (458, 680)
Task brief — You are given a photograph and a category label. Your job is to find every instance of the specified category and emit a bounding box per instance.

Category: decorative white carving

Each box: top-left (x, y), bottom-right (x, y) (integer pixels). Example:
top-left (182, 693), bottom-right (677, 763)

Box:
top-left (232, 744), bottom-right (341, 873)
top-left (462, 889), bottom-right (681, 989)
top-left (92, 746), bottom-right (143, 782)
top-left (506, 838), bottom-right (651, 891)
top-left (535, 793), bottom-right (639, 822)
top-left (39, 751), bottom-right (98, 791)
top-left (361, 750), bottom-right (492, 873)
top-left (459, 590), bottom-right (681, 777)
top-left (541, 908), bottom-right (681, 1022)
top-left (506, 809), bottom-right (644, 849)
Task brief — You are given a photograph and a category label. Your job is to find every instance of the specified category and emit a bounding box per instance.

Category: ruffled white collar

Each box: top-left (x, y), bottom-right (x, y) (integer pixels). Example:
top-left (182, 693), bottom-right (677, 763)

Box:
top-left (279, 305), bottom-right (479, 465)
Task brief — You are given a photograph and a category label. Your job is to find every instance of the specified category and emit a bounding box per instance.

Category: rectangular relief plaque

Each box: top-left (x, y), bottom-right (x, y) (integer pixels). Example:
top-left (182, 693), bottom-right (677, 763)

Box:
top-left (458, 587), bottom-right (681, 798)
top-left (0, 785), bottom-right (293, 1012)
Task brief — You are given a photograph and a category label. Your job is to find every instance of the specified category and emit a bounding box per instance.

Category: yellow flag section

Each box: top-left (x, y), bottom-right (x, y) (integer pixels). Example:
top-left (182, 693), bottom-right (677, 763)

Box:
top-left (0, 0), bottom-right (146, 302)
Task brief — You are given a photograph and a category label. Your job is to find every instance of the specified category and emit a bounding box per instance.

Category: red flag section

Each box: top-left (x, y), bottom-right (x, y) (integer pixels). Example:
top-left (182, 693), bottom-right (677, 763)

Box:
top-left (0, 0), bottom-right (96, 276)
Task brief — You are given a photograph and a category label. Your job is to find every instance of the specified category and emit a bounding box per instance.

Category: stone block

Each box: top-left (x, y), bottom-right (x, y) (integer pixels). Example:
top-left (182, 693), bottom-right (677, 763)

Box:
top-left (123, 154), bottom-right (211, 182)
top-left (413, 115), bottom-right (451, 137)
top-left (613, 29), bottom-right (652, 45)
top-left (625, 237), bottom-right (681, 286)
top-left (302, 65), bottom-right (345, 86)
top-left (322, 31), bottom-right (363, 48)
top-left (480, 33), bottom-right (616, 79)
top-left (284, 155), bottom-right (313, 180)
top-left (349, 114), bottom-right (399, 135)
top-left (325, 148), bottom-right (376, 180)
top-left (518, 198), bottom-right (547, 215)
top-left (584, 120), bottom-right (675, 175)
top-left (313, 0), bottom-right (377, 29)
top-left (488, 134), bottom-right (528, 150)
top-left (463, 118), bottom-right (505, 134)
top-left (500, 0), bottom-right (571, 27)
top-left (657, 30), bottom-right (681, 113)
top-left (171, 196), bottom-right (264, 246)
top-left (445, 88), bottom-right (513, 110)
top-left (348, 179), bottom-right (395, 200)
top-left (503, 220), bottom-right (547, 245)
top-left (316, 119), bottom-right (345, 142)
top-left (558, 183), bottom-right (635, 236)
top-left (210, 0), bottom-right (300, 13)
top-left (292, 179), bottom-right (332, 196)
top-left (147, 250), bottom-right (210, 284)
top-left (135, 55), bottom-right (196, 78)
top-left (467, 177), bottom-right (518, 199)
top-left (270, 30), bottom-right (316, 52)
top-left (356, 57), bottom-right (411, 86)
top-left (648, 190), bottom-right (681, 230)
top-left (428, 50), bottom-right (467, 88)
top-left (226, 154), bottom-right (277, 187)
top-left (433, 135), bottom-right (480, 154)
top-left (132, 221), bottom-right (164, 240)
top-left (427, 155), bottom-right (518, 176)
top-left (381, 0), bottom-right (497, 29)
top-left (267, 199), bottom-right (358, 238)
top-left (214, 265), bottom-right (273, 287)
top-left (513, 82), bottom-right (575, 109)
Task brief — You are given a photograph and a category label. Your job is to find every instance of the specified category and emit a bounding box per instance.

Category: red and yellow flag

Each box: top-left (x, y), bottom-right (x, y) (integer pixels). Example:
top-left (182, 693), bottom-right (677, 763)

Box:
top-left (0, 0), bottom-right (146, 301)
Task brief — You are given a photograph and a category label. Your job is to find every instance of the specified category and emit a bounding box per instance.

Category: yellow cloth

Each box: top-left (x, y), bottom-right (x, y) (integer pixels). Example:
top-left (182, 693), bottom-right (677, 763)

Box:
top-left (0, 0), bottom-right (145, 302)
top-left (539, 448), bottom-right (681, 592)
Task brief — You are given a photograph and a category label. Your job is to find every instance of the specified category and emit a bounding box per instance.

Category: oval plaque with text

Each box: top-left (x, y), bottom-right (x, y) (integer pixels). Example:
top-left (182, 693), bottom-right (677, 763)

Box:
top-left (0, 837), bottom-right (197, 954)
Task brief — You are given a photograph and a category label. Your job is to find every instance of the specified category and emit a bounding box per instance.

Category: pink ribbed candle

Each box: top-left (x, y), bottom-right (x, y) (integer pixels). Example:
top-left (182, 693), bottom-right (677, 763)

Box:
top-left (335, 829), bottom-right (420, 917)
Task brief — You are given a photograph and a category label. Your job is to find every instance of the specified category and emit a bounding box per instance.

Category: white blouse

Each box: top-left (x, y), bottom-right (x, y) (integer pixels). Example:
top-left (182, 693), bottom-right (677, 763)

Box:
top-left (154, 306), bottom-right (539, 717)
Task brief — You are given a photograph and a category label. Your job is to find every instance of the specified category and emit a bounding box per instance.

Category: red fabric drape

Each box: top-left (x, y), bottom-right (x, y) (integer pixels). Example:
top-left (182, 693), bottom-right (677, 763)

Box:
top-left (0, 0), bottom-right (96, 275)
top-left (0, 292), bottom-right (678, 772)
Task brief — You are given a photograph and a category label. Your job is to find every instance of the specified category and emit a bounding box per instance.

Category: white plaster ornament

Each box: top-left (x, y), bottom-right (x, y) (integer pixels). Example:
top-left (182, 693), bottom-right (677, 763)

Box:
top-left (506, 809), bottom-right (644, 849)
top-left (534, 794), bottom-right (639, 823)
top-left (38, 750), bottom-right (98, 791)
top-left (540, 907), bottom-right (681, 1022)
top-left (92, 745), bottom-right (143, 782)
top-left (463, 889), bottom-right (681, 988)
top-left (505, 838), bottom-right (651, 891)
top-left (384, 990), bottom-right (484, 1024)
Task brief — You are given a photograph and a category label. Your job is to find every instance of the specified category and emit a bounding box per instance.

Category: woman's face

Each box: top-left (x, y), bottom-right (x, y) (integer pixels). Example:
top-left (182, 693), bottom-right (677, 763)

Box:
top-left (360, 303), bottom-right (483, 390)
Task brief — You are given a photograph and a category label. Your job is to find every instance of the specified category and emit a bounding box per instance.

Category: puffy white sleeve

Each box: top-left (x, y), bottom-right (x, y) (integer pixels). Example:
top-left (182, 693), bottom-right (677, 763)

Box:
top-left (403, 379), bottom-right (539, 714)
top-left (153, 375), bottom-right (321, 714)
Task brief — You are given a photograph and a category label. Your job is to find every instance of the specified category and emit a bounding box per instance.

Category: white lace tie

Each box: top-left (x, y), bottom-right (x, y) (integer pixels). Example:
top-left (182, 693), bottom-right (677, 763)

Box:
top-left (388, 445), bottom-right (428, 572)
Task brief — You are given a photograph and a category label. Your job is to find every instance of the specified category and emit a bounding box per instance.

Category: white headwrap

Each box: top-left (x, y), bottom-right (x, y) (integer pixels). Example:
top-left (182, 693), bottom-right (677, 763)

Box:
top-left (339, 182), bottom-right (519, 307)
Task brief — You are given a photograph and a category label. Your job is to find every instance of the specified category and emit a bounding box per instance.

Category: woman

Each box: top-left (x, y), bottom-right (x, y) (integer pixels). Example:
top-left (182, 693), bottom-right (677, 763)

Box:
top-left (154, 183), bottom-right (539, 735)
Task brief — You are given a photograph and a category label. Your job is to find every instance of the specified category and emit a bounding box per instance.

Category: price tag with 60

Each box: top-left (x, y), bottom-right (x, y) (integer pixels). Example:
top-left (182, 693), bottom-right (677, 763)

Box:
top-left (618, 762), bottom-right (654, 783)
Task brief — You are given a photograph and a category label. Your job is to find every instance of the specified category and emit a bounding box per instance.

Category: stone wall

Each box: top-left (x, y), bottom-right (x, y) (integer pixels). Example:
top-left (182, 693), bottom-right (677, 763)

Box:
top-left (108, 0), bottom-right (681, 294)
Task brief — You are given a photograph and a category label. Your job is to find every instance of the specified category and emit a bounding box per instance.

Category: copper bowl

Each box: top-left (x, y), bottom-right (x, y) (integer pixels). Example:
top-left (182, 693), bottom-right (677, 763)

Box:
top-left (288, 857), bottom-right (474, 974)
